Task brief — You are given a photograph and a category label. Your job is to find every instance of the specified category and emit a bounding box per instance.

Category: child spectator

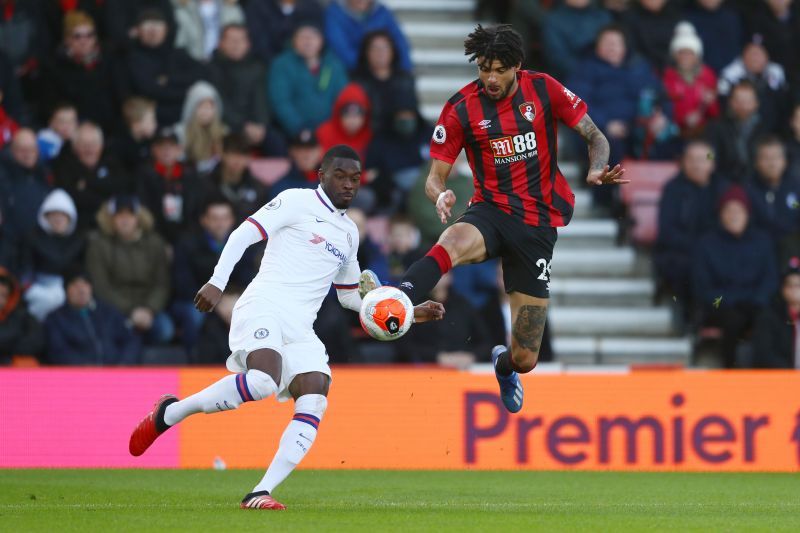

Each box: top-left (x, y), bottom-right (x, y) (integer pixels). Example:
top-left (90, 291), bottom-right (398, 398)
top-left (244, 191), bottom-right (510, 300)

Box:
top-left (316, 83), bottom-right (373, 163)
top-left (172, 0), bottom-right (244, 61)
top-left (177, 81), bottom-right (226, 174)
top-left (37, 103), bottom-right (78, 162)
top-left (0, 267), bottom-right (43, 366)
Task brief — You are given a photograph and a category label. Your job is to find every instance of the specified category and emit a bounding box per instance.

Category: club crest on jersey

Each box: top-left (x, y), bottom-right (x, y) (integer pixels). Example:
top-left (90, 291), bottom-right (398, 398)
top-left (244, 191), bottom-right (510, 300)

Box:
top-left (518, 102), bottom-right (536, 122)
top-left (254, 328), bottom-right (269, 339)
top-left (433, 124), bottom-right (446, 144)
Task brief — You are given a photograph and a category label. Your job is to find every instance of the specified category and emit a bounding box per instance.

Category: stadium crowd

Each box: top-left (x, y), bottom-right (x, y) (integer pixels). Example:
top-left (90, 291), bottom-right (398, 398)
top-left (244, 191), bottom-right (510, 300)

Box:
top-left (0, 0), bottom-right (799, 369)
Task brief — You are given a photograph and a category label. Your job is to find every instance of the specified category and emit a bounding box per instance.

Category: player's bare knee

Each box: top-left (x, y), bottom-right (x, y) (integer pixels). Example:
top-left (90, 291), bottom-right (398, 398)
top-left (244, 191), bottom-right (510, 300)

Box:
top-left (246, 349), bottom-right (282, 385)
top-left (438, 225), bottom-right (484, 266)
top-left (289, 372), bottom-right (331, 399)
top-left (510, 348), bottom-right (539, 374)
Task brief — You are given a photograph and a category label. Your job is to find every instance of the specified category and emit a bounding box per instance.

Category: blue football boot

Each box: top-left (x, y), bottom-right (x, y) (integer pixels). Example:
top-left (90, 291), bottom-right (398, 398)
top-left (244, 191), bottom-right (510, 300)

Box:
top-left (491, 345), bottom-right (524, 413)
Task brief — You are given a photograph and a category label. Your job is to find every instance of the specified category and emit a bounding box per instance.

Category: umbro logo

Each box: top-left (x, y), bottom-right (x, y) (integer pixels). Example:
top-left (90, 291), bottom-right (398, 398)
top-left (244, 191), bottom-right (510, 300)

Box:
top-left (309, 233), bottom-right (326, 244)
top-left (478, 119), bottom-right (492, 130)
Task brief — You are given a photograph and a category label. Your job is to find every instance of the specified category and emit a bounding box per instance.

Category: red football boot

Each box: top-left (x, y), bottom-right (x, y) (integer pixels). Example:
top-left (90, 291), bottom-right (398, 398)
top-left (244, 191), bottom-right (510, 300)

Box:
top-left (129, 394), bottom-right (178, 456)
top-left (240, 492), bottom-right (286, 510)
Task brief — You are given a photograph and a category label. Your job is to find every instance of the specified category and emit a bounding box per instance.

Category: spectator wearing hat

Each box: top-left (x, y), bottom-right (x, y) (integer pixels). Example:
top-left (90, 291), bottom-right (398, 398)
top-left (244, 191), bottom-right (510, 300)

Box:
top-left (0, 267), bottom-right (43, 366)
top-left (41, 10), bottom-right (117, 132)
top-left (172, 0), bottom-right (244, 62)
top-left (316, 83), bottom-right (373, 162)
top-left (37, 103), bottom-right (78, 163)
top-left (0, 128), bottom-right (51, 237)
top-left (267, 129), bottom-right (323, 197)
top-left (746, 136), bottom-right (800, 238)
top-left (204, 133), bottom-right (267, 221)
top-left (245, 0), bottom-right (324, 65)
top-left (717, 35), bottom-right (790, 134)
top-left (684, 0), bottom-right (743, 74)
top-left (267, 21), bottom-right (348, 138)
top-left (110, 97), bottom-right (158, 173)
top-left (655, 140), bottom-right (722, 310)
top-left (662, 22), bottom-right (719, 139)
top-left (118, 7), bottom-right (207, 126)
top-left (103, 0), bottom-right (176, 52)
top-left (325, 0), bottom-right (412, 72)
top-left (21, 189), bottom-right (86, 321)
top-left (751, 257), bottom-right (800, 369)
top-left (86, 195), bottom-right (174, 347)
top-left (137, 127), bottom-right (203, 244)
top-left (175, 80), bottom-right (227, 174)
top-left (705, 80), bottom-right (771, 183)
top-left (541, 0), bottom-right (612, 81)
top-left (52, 122), bottom-right (130, 231)
top-left (692, 185), bottom-right (778, 368)
top-left (44, 268), bottom-right (138, 365)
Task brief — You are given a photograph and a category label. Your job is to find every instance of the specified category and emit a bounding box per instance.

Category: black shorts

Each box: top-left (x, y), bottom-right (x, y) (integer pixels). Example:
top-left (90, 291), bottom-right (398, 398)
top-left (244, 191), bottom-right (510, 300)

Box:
top-left (457, 202), bottom-right (557, 298)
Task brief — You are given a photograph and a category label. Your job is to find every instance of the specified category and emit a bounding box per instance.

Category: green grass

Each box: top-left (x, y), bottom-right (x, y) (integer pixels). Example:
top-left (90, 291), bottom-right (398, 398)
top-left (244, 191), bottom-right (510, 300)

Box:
top-left (1, 470), bottom-right (799, 532)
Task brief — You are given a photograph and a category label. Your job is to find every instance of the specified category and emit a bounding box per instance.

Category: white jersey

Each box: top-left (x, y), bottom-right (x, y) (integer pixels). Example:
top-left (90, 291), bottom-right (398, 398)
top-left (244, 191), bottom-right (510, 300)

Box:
top-left (209, 186), bottom-right (361, 342)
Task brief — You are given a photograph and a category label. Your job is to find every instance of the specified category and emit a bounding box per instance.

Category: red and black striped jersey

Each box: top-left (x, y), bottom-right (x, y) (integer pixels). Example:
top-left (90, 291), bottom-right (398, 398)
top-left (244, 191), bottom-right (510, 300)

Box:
top-left (430, 70), bottom-right (587, 227)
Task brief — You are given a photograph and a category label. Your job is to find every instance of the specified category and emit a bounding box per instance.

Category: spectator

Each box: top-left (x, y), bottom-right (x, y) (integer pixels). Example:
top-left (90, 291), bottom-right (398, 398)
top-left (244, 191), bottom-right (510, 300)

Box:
top-left (717, 35), bottom-right (790, 134)
top-left (42, 0), bottom-right (108, 44)
top-left (751, 257), bottom-right (800, 368)
top-left (270, 129), bottom-right (325, 196)
top-left (205, 133), bottom-right (267, 221)
top-left (138, 127), bottom-right (203, 244)
top-left (0, 205), bottom-right (22, 275)
top-left (747, 0), bottom-right (800, 92)
top-left (0, 267), bottom-right (43, 366)
top-left (0, 128), bottom-right (51, 236)
top-left (244, 0), bottom-right (324, 65)
top-left (396, 273), bottom-right (491, 367)
top-left (705, 80), bottom-right (771, 183)
top-left (620, 0), bottom-right (681, 72)
top-left (788, 103), bottom-right (800, 179)
top-left (347, 207), bottom-right (390, 283)
top-left (104, 0), bottom-right (176, 52)
top-left (353, 30), bottom-right (418, 136)
top-left (386, 215), bottom-right (424, 283)
top-left (0, 0), bottom-right (49, 83)
top-left (172, 0), bottom-right (245, 62)
top-left (684, 0), bottom-right (743, 74)
top-left (111, 97), bottom-right (158, 173)
top-left (0, 47), bottom-right (28, 127)
top-left (662, 22), bottom-right (719, 138)
top-left (194, 290), bottom-right (239, 363)
top-left (209, 23), bottom-right (280, 153)
top-left (118, 8), bottom-right (207, 126)
top-left (267, 21), bottom-right (348, 137)
top-left (325, 0), bottom-right (412, 72)
top-left (86, 195), bottom-right (174, 346)
top-left (44, 268), bottom-right (138, 365)
top-left (746, 136), bottom-right (799, 238)
top-left (37, 103), bottom-right (78, 163)
top-left (541, 0), bottom-right (612, 80)
top-left (42, 10), bottom-right (117, 132)
top-left (176, 81), bottom-right (226, 174)
top-left (21, 189), bottom-right (85, 321)
top-left (655, 140), bottom-right (721, 308)
top-left (53, 122), bottom-right (130, 230)
top-left (692, 185), bottom-right (778, 368)
top-left (316, 83), bottom-right (373, 163)
top-left (172, 196), bottom-right (258, 355)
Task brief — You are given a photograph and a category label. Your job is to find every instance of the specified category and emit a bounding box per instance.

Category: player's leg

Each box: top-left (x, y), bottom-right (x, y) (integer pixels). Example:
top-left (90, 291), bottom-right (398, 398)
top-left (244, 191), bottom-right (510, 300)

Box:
top-left (496, 292), bottom-right (549, 373)
top-left (243, 371), bottom-right (330, 510)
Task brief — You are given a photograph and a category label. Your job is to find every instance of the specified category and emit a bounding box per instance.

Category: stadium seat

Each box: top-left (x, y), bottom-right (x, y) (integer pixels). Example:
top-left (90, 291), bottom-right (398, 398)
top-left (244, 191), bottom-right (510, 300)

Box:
top-left (619, 159), bottom-right (679, 246)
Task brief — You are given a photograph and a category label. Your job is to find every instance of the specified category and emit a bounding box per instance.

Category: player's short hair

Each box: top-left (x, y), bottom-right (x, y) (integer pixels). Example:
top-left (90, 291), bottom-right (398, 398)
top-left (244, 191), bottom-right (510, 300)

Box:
top-left (320, 144), bottom-right (361, 171)
top-left (464, 24), bottom-right (524, 68)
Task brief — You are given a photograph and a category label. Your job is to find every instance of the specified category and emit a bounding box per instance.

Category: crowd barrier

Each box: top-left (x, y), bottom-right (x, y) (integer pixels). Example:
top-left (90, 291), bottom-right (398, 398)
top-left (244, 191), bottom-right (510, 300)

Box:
top-left (2, 368), bottom-right (799, 471)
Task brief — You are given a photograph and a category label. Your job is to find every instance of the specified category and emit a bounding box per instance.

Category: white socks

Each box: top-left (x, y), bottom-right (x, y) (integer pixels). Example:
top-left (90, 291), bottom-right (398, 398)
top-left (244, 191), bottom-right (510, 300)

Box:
top-left (252, 394), bottom-right (328, 494)
top-left (163, 369), bottom-right (277, 426)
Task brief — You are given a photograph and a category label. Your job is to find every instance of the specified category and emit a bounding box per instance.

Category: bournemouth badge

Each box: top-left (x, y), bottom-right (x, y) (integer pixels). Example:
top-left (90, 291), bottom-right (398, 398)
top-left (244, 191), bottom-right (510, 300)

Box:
top-left (518, 102), bottom-right (536, 122)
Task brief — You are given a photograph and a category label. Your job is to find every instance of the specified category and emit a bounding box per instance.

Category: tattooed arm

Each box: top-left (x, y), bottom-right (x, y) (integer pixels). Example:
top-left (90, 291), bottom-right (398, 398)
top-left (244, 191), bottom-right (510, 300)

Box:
top-left (572, 114), bottom-right (628, 186)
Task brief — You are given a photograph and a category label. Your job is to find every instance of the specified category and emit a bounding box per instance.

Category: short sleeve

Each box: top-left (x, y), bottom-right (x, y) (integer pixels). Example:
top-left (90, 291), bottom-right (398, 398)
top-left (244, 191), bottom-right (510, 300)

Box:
top-left (429, 102), bottom-right (465, 165)
top-left (545, 75), bottom-right (588, 128)
top-left (246, 190), bottom-right (303, 240)
top-left (333, 239), bottom-right (361, 289)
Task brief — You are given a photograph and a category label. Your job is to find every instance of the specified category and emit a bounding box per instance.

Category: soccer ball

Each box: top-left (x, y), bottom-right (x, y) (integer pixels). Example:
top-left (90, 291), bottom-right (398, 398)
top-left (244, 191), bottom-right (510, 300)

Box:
top-left (359, 286), bottom-right (414, 341)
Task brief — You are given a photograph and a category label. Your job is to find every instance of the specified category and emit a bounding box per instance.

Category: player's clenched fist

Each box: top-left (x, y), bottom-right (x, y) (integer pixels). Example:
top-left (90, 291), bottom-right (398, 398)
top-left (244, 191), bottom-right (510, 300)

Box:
top-left (436, 190), bottom-right (457, 223)
top-left (194, 283), bottom-right (223, 312)
top-left (413, 300), bottom-right (445, 323)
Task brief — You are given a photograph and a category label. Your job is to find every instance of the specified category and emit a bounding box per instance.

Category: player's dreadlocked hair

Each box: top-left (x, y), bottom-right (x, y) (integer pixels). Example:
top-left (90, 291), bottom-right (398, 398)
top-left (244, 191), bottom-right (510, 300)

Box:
top-left (464, 24), bottom-right (524, 68)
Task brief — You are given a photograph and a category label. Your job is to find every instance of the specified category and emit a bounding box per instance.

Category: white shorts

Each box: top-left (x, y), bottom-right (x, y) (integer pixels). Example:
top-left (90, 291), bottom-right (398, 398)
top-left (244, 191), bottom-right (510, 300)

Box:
top-left (226, 311), bottom-right (331, 402)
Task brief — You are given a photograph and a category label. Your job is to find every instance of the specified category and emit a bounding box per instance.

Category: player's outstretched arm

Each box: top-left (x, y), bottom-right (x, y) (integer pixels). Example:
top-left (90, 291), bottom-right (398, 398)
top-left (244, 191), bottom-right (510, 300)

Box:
top-left (425, 159), bottom-right (457, 224)
top-left (413, 300), bottom-right (445, 323)
top-left (572, 114), bottom-right (629, 186)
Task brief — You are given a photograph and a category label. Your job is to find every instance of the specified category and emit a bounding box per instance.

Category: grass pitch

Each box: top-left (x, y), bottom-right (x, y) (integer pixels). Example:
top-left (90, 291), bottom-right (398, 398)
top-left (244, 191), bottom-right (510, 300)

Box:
top-left (1, 469), bottom-right (798, 532)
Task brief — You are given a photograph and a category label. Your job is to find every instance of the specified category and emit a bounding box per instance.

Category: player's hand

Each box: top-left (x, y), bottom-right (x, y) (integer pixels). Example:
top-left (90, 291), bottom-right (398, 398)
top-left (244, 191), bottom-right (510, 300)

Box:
top-left (435, 190), bottom-right (457, 224)
top-left (413, 300), bottom-right (445, 323)
top-left (586, 164), bottom-right (629, 186)
top-left (194, 283), bottom-right (223, 312)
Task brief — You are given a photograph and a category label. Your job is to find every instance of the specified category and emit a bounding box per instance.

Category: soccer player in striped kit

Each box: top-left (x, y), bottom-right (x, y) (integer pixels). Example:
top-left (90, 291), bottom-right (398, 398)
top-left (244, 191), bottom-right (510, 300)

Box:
top-left (361, 24), bottom-right (628, 413)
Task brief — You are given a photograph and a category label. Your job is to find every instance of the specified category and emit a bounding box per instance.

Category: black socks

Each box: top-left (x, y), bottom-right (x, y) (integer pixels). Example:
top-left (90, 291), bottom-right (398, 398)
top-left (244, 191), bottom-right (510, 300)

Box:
top-left (494, 349), bottom-right (514, 377)
top-left (398, 256), bottom-right (445, 304)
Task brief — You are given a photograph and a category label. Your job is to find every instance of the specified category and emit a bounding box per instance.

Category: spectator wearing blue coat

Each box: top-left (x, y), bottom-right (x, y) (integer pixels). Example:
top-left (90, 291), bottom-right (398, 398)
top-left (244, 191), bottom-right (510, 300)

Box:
top-left (0, 129), bottom-right (51, 237)
top-left (245, 0), bottom-right (324, 65)
top-left (746, 136), bottom-right (800, 239)
top-left (44, 269), bottom-right (138, 365)
top-left (684, 0), bottom-right (743, 74)
top-left (268, 21), bottom-right (348, 137)
top-left (692, 185), bottom-right (778, 367)
top-left (325, 0), bottom-right (412, 72)
top-left (542, 0), bottom-right (612, 80)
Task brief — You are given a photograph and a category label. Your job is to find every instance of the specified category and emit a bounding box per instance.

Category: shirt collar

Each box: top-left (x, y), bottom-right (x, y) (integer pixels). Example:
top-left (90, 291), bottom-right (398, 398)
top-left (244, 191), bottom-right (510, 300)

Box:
top-left (315, 185), bottom-right (347, 216)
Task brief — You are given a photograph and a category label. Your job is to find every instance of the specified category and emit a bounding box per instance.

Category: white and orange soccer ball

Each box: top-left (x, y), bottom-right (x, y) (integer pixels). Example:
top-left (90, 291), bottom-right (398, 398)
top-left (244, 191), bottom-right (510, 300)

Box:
top-left (359, 286), bottom-right (414, 341)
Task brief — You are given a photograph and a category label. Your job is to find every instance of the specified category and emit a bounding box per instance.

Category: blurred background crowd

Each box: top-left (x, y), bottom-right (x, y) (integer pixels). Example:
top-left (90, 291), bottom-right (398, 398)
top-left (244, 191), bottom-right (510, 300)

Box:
top-left (0, 0), bottom-right (799, 370)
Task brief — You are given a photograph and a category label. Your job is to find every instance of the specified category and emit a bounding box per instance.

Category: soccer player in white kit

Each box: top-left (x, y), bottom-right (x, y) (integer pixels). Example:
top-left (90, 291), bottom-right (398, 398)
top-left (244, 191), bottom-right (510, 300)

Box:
top-left (129, 145), bottom-right (444, 510)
